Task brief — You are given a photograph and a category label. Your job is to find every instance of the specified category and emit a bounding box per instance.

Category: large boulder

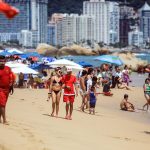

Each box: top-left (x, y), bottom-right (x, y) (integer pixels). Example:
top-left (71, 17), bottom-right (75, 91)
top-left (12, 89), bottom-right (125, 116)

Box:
top-left (113, 52), bottom-right (148, 70)
top-left (57, 44), bottom-right (96, 56)
top-left (36, 43), bottom-right (58, 56)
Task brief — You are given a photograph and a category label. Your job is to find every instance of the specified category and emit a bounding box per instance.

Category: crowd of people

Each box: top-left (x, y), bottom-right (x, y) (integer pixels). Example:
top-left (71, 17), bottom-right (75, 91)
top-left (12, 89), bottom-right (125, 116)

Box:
top-left (0, 55), bottom-right (150, 124)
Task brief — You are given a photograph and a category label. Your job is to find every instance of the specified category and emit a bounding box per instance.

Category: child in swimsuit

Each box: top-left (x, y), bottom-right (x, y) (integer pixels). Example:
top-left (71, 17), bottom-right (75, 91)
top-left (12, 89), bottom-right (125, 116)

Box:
top-left (89, 86), bottom-right (97, 115)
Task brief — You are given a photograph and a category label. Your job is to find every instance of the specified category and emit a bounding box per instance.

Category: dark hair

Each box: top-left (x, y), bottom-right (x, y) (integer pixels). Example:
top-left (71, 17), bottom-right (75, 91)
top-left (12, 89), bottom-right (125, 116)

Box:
top-left (0, 55), bottom-right (5, 59)
top-left (145, 78), bottom-right (150, 84)
top-left (81, 70), bottom-right (87, 76)
top-left (124, 94), bottom-right (128, 99)
top-left (90, 85), bottom-right (95, 91)
top-left (87, 68), bottom-right (94, 75)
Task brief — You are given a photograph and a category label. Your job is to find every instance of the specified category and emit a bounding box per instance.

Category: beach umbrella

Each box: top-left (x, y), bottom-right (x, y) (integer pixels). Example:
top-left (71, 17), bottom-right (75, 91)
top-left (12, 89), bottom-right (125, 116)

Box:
top-left (78, 61), bottom-right (93, 67)
top-left (94, 55), bottom-right (123, 66)
top-left (0, 51), bottom-right (11, 56)
top-left (6, 62), bottom-right (28, 68)
top-left (7, 49), bottom-right (23, 55)
top-left (30, 64), bottom-right (51, 70)
top-left (42, 57), bottom-right (56, 63)
top-left (0, 1), bottom-right (19, 19)
top-left (12, 66), bottom-right (38, 74)
top-left (47, 59), bottom-right (82, 67)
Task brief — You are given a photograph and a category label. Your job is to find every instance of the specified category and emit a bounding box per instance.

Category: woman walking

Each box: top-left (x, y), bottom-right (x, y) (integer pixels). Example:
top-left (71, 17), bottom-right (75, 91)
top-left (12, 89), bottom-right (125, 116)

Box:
top-left (49, 68), bottom-right (63, 117)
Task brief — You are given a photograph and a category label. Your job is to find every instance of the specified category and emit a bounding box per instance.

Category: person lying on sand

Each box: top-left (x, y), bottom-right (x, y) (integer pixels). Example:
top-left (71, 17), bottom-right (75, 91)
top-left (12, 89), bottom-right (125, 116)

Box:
top-left (120, 94), bottom-right (135, 112)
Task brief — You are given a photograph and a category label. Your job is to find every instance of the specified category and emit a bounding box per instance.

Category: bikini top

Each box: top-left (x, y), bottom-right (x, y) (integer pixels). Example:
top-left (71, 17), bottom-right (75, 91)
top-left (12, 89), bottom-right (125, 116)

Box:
top-left (53, 79), bottom-right (62, 85)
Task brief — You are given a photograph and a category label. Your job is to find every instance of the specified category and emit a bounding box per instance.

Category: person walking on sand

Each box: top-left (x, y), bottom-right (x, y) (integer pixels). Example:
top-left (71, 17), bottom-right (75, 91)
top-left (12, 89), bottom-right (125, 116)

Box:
top-left (0, 55), bottom-right (14, 125)
top-left (62, 67), bottom-right (78, 120)
top-left (49, 68), bottom-right (63, 117)
top-left (120, 94), bottom-right (135, 112)
top-left (143, 78), bottom-right (150, 111)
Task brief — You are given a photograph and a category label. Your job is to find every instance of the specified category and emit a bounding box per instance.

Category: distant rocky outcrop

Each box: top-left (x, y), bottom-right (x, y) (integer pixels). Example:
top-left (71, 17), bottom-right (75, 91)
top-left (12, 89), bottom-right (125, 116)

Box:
top-left (114, 52), bottom-right (148, 70)
top-left (57, 44), bottom-right (96, 56)
top-left (36, 43), bottom-right (58, 56)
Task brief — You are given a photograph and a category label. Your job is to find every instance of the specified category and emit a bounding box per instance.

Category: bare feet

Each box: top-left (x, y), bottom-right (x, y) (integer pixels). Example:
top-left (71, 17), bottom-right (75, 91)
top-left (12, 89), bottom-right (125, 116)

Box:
top-left (68, 116), bottom-right (72, 120)
top-left (65, 116), bottom-right (69, 119)
top-left (50, 113), bottom-right (54, 117)
top-left (3, 121), bottom-right (9, 125)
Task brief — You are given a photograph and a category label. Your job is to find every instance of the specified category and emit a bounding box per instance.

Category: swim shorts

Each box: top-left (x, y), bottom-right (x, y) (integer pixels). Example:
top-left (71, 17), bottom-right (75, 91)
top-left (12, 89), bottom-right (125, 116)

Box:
top-left (63, 95), bottom-right (75, 103)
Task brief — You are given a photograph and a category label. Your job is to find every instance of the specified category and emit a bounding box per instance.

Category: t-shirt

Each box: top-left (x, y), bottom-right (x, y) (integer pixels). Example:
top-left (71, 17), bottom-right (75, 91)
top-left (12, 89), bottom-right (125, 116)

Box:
top-left (62, 74), bottom-right (76, 95)
top-left (86, 78), bottom-right (92, 92)
top-left (0, 66), bottom-right (13, 88)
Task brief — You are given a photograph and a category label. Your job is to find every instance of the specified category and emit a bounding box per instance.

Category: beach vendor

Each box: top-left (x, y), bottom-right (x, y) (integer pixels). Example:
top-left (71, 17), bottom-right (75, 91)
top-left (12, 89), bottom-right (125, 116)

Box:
top-left (0, 55), bottom-right (14, 125)
top-left (62, 67), bottom-right (78, 120)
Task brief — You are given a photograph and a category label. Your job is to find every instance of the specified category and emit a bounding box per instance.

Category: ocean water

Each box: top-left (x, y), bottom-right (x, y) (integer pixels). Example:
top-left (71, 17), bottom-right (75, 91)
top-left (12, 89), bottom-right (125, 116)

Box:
top-left (61, 53), bottom-right (150, 67)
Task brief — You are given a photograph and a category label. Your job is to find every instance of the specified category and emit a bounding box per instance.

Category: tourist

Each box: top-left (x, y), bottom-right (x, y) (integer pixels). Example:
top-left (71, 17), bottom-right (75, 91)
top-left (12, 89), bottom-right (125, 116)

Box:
top-left (0, 55), bottom-right (14, 125)
top-left (62, 67), bottom-right (78, 120)
top-left (143, 78), bottom-right (150, 111)
top-left (122, 65), bottom-right (130, 86)
top-left (49, 68), bottom-right (63, 117)
top-left (120, 94), bottom-right (135, 112)
top-left (103, 79), bottom-right (113, 96)
top-left (79, 70), bottom-right (88, 111)
top-left (18, 72), bottom-right (24, 88)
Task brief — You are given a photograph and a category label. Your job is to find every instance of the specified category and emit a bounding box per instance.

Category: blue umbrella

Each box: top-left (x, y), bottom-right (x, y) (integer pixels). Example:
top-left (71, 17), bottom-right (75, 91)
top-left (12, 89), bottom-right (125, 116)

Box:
top-left (94, 55), bottom-right (123, 66)
top-left (30, 64), bottom-right (51, 70)
top-left (0, 51), bottom-right (11, 56)
top-left (78, 61), bottom-right (93, 67)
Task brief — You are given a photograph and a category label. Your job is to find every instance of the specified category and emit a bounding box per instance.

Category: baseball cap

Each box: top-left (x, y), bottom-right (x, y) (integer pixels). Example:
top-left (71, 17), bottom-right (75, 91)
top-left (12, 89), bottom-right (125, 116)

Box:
top-left (66, 67), bottom-right (72, 72)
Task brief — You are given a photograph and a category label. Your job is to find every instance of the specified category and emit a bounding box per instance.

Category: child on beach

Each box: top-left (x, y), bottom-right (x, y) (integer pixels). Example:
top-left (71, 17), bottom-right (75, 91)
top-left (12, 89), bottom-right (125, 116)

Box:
top-left (120, 94), bottom-right (135, 112)
top-left (89, 86), bottom-right (97, 115)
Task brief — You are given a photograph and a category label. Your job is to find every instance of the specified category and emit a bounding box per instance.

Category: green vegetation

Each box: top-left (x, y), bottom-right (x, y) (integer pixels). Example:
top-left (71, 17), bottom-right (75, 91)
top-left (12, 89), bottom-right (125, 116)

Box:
top-left (48, 0), bottom-right (150, 16)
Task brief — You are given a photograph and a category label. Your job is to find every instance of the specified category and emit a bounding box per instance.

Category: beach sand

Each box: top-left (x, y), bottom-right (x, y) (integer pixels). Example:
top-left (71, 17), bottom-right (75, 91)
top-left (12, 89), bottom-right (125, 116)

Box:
top-left (0, 87), bottom-right (150, 150)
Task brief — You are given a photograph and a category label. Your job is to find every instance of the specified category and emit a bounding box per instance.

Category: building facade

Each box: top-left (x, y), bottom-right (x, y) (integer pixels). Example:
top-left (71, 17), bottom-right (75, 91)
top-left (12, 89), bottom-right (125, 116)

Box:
top-left (139, 2), bottom-right (150, 43)
top-left (0, 0), bottom-right (48, 47)
top-left (119, 4), bottom-right (134, 47)
top-left (83, 0), bottom-right (120, 45)
top-left (128, 27), bottom-right (143, 47)
top-left (53, 14), bottom-right (94, 47)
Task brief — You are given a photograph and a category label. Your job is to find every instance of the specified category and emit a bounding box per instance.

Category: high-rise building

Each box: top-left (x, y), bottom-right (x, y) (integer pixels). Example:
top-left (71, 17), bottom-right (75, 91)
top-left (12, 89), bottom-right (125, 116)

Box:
top-left (128, 27), bottom-right (143, 47)
top-left (119, 4), bottom-right (134, 47)
top-left (54, 14), bottom-right (94, 46)
top-left (0, 0), bottom-right (48, 46)
top-left (83, 0), bottom-right (120, 45)
top-left (139, 2), bottom-right (150, 43)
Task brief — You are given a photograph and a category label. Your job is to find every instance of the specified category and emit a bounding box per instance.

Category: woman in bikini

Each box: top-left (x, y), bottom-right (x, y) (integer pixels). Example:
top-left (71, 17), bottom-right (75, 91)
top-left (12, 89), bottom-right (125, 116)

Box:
top-left (49, 68), bottom-right (63, 117)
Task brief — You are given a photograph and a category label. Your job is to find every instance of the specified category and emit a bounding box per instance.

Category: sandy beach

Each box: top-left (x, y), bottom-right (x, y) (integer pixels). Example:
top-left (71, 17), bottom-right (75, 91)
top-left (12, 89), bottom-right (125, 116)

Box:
top-left (0, 85), bottom-right (150, 150)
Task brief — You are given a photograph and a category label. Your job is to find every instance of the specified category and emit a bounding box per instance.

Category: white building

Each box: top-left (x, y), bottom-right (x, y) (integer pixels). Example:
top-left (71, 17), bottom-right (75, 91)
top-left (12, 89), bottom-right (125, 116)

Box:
top-left (0, 33), bottom-right (20, 42)
top-left (83, 0), bottom-right (120, 44)
top-left (20, 30), bottom-right (33, 47)
top-left (128, 27), bottom-right (143, 47)
top-left (55, 14), bottom-right (94, 46)
top-left (139, 2), bottom-right (150, 43)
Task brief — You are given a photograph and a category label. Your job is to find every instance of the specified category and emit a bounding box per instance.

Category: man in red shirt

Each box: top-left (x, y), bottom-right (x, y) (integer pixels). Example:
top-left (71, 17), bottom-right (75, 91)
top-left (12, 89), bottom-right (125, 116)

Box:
top-left (0, 55), bottom-right (14, 125)
top-left (62, 67), bottom-right (78, 120)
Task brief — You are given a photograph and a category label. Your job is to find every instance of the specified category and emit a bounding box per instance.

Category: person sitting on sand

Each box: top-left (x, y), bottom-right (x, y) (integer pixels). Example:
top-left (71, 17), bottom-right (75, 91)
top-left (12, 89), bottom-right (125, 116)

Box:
top-left (103, 79), bottom-right (113, 96)
top-left (120, 94), bottom-right (135, 112)
top-left (89, 86), bottom-right (97, 115)
top-left (143, 78), bottom-right (150, 111)
top-left (49, 68), bottom-right (63, 117)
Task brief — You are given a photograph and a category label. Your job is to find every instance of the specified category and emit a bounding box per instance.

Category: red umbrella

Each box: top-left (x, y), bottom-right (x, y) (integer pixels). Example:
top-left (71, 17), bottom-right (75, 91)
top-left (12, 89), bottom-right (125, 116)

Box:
top-left (0, 0), bottom-right (19, 19)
